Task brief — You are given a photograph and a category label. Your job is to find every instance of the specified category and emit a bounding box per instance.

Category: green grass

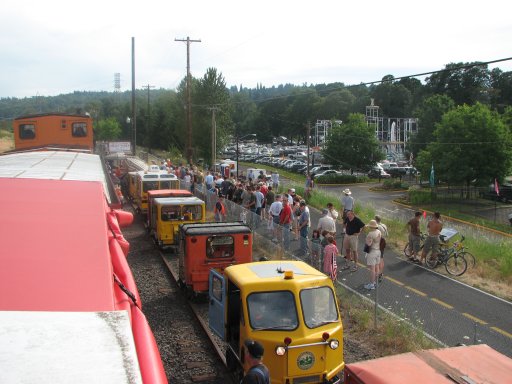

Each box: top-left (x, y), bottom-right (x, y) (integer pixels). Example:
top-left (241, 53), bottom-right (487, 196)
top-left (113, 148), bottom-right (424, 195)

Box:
top-left (336, 285), bottom-right (438, 357)
top-left (0, 129), bottom-right (13, 139)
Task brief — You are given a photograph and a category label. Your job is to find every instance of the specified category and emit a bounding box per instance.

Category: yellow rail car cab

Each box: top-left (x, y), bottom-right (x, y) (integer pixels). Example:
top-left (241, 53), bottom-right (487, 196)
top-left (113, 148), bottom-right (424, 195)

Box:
top-left (14, 113), bottom-right (93, 151)
top-left (134, 171), bottom-right (180, 213)
top-left (151, 196), bottom-right (205, 248)
top-left (209, 260), bottom-right (344, 384)
top-left (126, 171), bottom-right (139, 202)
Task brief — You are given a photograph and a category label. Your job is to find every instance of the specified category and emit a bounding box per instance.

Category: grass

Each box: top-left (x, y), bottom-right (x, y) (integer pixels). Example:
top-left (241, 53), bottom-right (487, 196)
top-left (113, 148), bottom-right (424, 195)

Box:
top-left (336, 284), bottom-right (438, 357)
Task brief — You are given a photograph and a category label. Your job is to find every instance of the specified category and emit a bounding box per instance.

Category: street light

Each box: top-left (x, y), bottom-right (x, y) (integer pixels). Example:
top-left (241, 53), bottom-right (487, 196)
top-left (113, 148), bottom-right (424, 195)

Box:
top-left (236, 133), bottom-right (256, 179)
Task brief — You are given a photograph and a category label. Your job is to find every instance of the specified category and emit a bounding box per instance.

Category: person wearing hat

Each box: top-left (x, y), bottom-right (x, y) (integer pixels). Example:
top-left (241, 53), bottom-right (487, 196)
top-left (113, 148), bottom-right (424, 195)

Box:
top-left (242, 339), bottom-right (270, 384)
top-left (364, 219), bottom-right (382, 290)
top-left (317, 208), bottom-right (336, 237)
top-left (341, 188), bottom-right (354, 225)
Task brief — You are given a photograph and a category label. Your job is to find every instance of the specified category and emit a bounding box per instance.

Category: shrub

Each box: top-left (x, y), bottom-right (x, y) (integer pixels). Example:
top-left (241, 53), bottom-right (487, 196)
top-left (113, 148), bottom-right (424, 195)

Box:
top-left (316, 174), bottom-right (368, 184)
top-left (408, 185), bottom-right (436, 204)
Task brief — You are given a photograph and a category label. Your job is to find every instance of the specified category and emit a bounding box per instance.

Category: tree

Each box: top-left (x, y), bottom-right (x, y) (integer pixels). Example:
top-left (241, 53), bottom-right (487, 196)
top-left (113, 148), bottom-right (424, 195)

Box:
top-left (316, 89), bottom-right (355, 122)
top-left (424, 62), bottom-right (490, 106)
top-left (193, 68), bottom-right (232, 161)
top-left (370, 76), bottom-right (413, 117)
top-left (322, 113), bottom-right (384, 171)
top-left (409, 94), bottom-right (455, 158)
top-left (94, 117), bottom-right (122, 141)
top-left (417, 103), bottom-right (512, 192)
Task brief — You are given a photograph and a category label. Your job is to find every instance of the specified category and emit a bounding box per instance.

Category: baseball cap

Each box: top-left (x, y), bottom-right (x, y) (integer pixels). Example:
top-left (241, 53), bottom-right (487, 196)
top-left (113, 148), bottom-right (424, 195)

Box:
top-left (244, 339), bottom-right (264, 359)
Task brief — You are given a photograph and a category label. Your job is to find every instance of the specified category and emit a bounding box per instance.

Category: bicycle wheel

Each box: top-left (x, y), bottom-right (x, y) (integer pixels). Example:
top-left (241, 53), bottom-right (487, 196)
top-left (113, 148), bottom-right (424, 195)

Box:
top-left (445, 254), bottom-right (467, 276)
top-left (425, 254), bottom-right (438, 269)
top-left (461, 251), bottom-right (476, 268)
top-left (404, 243), bottom-right (412, 258)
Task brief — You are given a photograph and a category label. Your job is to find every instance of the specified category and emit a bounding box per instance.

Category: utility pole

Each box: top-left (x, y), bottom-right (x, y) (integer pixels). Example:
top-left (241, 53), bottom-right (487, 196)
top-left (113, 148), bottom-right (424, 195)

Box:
top-left (175, 36), bottom-right (201, 165)
top-left (131, 37), bottom-right (137, 155)
top-left (144, 84), bottom-right (155, 155)
top-left (208, 106), bottom-right (220, 173)
top-left (307, 121), bottom-right (311, 178)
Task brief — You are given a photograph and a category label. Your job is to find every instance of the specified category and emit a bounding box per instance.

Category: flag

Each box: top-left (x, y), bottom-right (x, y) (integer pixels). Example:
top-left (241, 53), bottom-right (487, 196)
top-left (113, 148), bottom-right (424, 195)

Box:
top-left (495, 178), bottom-right (500, 196)
top-left (429, 163), bottom-right (435, 187)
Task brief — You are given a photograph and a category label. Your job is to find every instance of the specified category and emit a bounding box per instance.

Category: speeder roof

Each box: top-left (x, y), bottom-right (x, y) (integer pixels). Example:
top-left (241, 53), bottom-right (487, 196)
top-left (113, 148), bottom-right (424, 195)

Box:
top-left (0, 178), bottom-right (115, 311)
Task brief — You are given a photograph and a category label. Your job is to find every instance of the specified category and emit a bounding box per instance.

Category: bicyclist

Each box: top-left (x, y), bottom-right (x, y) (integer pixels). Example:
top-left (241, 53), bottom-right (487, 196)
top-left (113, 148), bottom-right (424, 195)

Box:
top-left (421, 212), bottom-right (443, 265)
top-left (406, 211), bottom-right (422, 263)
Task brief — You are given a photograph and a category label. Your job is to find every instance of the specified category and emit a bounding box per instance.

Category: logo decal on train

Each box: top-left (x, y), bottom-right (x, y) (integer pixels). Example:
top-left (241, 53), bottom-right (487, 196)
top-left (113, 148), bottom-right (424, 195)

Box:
top-left (297, 351), bottom-right (315, 370)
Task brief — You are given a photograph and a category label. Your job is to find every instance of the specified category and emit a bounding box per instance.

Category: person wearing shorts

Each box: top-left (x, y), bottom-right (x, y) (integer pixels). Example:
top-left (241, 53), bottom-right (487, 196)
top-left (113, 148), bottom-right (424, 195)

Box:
top-left (342, 210), bottom-right (365, 271)
top-left (421, 212), bottom-right (443, 264)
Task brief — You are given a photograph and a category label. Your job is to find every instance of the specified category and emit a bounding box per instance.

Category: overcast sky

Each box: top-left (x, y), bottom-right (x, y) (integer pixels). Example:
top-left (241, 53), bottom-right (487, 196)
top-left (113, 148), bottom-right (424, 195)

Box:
top-left (1, 0), bottom-right (511, 99)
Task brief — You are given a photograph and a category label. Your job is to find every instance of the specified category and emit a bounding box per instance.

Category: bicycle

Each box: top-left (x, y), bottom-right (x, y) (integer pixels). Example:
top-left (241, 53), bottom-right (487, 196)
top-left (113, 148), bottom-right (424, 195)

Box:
top-left (403, 232), bottom-right (426, 258)
top-left (425, 238), bottom-right (467, 276)
top-left (451, 235), bottom-right (476, 268)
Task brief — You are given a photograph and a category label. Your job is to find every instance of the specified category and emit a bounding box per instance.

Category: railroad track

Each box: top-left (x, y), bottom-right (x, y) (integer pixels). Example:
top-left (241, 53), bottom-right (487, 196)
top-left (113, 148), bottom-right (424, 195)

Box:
top-left (124, 210), bottom-right (234, 384)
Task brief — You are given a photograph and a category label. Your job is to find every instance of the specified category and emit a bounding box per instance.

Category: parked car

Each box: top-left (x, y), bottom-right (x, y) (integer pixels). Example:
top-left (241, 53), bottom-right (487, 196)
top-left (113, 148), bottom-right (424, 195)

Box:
top-left (368, 167), bottom-right (391, 179)
top-left (313, 169), bottom-right (343, 179)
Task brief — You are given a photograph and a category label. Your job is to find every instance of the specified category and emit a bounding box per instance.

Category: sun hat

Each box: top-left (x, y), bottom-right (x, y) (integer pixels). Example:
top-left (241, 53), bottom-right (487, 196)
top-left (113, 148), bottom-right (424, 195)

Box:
top-left (322, 208), bottom-right (329, 214)
top-left (343, 188), bottom-right (351, 195)
top-left (367, 219), bottom-right (378, 229)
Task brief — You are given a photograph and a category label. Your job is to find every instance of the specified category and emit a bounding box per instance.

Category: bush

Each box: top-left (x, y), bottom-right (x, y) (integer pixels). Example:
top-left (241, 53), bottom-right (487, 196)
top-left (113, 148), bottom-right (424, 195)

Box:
top-left (408, 185), bottom-right (436, 204)
top-left (316, 174), bottom-right (368, 184)
top-left (381, 179), bottom-right (409, 190)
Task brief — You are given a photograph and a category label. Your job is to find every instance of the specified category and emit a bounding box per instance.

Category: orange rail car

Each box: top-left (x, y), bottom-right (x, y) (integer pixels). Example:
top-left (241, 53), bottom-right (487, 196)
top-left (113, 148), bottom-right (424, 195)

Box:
top-left (178, 222), bottom-right (253, 296)
top-left (14, 113), bottom-right (93, 151)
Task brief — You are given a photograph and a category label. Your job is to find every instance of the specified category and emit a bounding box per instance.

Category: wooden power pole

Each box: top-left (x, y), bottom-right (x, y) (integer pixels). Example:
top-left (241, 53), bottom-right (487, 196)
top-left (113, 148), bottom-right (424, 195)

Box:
top-left (175, 36), bottom-right (201, 165)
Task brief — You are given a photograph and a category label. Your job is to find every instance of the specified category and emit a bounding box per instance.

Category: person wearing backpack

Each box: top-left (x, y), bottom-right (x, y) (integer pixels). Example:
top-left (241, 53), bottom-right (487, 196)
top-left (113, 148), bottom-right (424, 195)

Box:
top-left (375, 215), bottom-right (388, 283)
top-left (241, 339), bottom-right (270, 384)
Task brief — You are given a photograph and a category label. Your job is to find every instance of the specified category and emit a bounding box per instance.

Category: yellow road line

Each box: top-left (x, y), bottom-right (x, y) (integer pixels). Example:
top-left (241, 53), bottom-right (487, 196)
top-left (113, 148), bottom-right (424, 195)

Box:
top-left (384, 276), bottom-right (404, 286)
top-left (431, 298), bottom-right (454, 309)
top-left (404, 286), bottom-right (427, 297)
top-left (491, 327), bottom-right (512, 339)
top-left (462, 313), bottom-right (488, 325)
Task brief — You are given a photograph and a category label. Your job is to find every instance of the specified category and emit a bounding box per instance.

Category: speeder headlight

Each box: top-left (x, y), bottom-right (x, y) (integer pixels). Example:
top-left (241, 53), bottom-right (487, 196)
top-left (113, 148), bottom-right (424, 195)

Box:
top-left (275, 346), bottom-right (287, 356)
top-left (329, 339), bottom-right (339, 350)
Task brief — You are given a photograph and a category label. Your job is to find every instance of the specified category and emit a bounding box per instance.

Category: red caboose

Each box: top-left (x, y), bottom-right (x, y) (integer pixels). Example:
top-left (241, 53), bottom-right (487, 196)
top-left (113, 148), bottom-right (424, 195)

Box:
top-left (178, 222), bottom-right (253, 295)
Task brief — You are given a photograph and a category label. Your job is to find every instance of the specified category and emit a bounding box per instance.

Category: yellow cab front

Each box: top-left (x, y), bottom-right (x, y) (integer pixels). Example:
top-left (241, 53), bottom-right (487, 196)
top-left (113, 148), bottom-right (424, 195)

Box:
top-left (208, 260), bottom-right (344, 384)
top-left (152, 196), bottom-right (205, 248)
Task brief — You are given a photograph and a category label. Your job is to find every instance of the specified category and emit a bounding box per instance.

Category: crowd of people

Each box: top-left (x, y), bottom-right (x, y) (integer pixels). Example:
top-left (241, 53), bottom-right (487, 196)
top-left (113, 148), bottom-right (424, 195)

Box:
top-left (153, 163), bottom-right (446, 293)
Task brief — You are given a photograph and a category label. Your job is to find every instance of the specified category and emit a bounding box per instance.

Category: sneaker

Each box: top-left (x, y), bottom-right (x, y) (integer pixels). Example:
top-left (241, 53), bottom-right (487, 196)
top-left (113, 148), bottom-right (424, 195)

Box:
top-left (378, 273), bottom-right (383, 283)
top-left (341, 265), bottom-right (350, 270)
top-left (364, 283), bottom-right (375, 290)
top-left (350, 266), bottom-right (358, 272)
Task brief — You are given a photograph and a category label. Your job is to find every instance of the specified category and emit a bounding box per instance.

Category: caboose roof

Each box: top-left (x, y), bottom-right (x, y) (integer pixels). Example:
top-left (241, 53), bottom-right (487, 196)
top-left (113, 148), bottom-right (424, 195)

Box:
top-left (0, 178), bottom-right (115, 311)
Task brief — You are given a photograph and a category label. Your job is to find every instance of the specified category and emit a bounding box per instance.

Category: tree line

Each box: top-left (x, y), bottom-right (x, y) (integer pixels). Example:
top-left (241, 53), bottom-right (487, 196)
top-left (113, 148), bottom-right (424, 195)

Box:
top-left (1, 61), bottom-right (511, 185)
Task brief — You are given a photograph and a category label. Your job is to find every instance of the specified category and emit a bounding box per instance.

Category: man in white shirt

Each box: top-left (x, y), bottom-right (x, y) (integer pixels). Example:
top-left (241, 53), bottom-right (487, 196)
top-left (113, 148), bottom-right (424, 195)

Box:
top-left (269, 195), bottom-right (283, 242)
top-left (317, 209), bottom-right (336, 236)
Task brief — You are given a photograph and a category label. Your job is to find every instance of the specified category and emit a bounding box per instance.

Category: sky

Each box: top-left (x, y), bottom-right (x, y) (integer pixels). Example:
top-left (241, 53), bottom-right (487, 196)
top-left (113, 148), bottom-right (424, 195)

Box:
top-left (1, 0), bottom-right (511, 99)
